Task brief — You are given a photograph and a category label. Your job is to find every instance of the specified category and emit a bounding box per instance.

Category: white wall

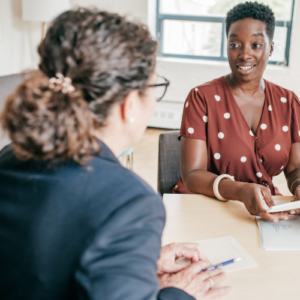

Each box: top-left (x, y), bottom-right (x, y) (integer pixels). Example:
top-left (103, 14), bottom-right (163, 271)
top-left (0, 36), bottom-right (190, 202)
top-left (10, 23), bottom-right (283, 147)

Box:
top-left (70, 0), bottom-right (148, 22)
top-left (1, 0), bottom-right (300, 100)
top-left (0, 0), bottom-right (41, 76)
top-left (0, 0), bottom-right (148, 77)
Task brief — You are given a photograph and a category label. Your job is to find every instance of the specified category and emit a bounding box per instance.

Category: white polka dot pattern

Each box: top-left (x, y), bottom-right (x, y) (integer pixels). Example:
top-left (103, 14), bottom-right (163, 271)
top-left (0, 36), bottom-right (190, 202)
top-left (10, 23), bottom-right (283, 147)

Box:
top-left (224, 113), bottom-right (230, 119)
top-left (186, 102), bottom-right (189, 108)
top-left (268, 105), bottom-right (272, 111)
top-left (275, 144), bottom-right (281, 151)
top-left (241, 156), bottom-right (247, 163)
top-left (218, 132), bottom-right (224, 139)
top-left (188, 127), bottom-right (194, 134)
top-left (282, 126), bottom-right (288, 132)
top-left (195, 88), bottom-right (198, 91)
top-left (215, 95), bottom-right (221, 101)
top-left (214, 153), bottom-right (221, 160)
top-left (249, 130), bottom-right (254, 136)
top-left (280, 166), bottom-right (284, 170)
top-left (281, 97), bottom-right (287, 103)
top-left (260, 124), bottom-right (267, 130)
top-left (203, 116), bottom-right (208, 122)
top-left (256, 172), bottom-right (262, 178)
top-left (299, 131), bottom-right (300, 136)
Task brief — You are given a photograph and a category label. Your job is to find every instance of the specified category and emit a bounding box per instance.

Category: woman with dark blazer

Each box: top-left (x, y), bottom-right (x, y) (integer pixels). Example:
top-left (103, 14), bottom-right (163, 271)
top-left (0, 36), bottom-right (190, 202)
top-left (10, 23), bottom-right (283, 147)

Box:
top-left (0, 9), bottom-right (231, 300)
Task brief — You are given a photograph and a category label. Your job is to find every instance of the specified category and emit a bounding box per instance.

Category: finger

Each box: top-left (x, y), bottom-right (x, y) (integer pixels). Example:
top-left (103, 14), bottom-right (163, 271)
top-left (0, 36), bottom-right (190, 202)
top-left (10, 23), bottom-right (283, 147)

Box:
top-left (201, 273), bottom-right (226, 292)
top-left (179, 243), bottom-right (208, 261)
top-left (261, 189), bottom-right (274, 208)
top-left (174, 245), bottom-right (205, 263)
top-left (208, 271), bottom-right (227, 286)
top-left (160, 261), bottom-right (187, 274)
top-left (198, 267), bottom-right (224, 281)
top-left (184, 260), bottom-right (211, 274)
top-left (260, 211), bottom-right (288, 222)
top-left (270, 211), bottom-right (288, 220)
top-left (290, 209), bottom-right (300, 215)
top-left (259, 211), bottom-right (279, 222)
top-left (206, 286), bottom-right (233, 299)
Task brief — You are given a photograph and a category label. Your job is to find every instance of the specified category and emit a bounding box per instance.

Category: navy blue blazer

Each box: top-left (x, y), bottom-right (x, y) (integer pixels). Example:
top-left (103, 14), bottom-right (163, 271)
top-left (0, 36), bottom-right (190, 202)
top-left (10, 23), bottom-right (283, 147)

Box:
top-left (0, 142), bottom-right (194, 300)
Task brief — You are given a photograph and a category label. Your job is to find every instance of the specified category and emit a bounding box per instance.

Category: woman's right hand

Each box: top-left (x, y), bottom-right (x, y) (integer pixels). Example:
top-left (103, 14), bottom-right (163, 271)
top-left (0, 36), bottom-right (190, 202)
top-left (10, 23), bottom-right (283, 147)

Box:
top-left (159, 261), bottom-right (232, 300)
top-left (240, 183), bottom-right (288, 222)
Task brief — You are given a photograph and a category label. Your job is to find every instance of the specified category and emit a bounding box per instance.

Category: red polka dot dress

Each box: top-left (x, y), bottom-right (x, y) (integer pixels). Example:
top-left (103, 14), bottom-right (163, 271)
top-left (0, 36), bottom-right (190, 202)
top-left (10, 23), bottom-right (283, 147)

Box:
top-left (173, 77), bottom-right (300, 196)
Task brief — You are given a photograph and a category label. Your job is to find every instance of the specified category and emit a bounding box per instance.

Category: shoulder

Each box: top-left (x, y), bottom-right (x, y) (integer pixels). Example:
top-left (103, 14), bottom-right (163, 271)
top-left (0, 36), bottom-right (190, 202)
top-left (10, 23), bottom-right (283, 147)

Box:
top-left (265, 80), bottom-right (298, 104)
top-left (188, 77), bottom-right (224, 101)
top-left (84, 153), bottom-right (165, 227)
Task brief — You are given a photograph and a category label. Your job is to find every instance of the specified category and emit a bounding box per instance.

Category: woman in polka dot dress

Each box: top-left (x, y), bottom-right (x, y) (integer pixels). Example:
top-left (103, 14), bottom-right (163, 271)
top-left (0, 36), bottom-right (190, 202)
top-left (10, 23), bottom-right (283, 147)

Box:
top-left (173, 3), bottom-right (300, 221)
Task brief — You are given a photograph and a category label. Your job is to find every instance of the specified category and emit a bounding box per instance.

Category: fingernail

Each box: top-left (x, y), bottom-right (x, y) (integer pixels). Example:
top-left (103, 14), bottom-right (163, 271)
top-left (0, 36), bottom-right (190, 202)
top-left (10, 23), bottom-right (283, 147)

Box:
top-left (273, 219), bottom-right (278, 223)
top-left (291, 211), bottom-right (295, 214)
top-left (284, 216), bottom-right (288, 220)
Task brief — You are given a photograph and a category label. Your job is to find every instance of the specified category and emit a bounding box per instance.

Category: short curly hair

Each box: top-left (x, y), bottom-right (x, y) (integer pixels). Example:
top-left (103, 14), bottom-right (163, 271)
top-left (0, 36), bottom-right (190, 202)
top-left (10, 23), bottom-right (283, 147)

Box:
top-left (226, 2), bottom-right (275, 41)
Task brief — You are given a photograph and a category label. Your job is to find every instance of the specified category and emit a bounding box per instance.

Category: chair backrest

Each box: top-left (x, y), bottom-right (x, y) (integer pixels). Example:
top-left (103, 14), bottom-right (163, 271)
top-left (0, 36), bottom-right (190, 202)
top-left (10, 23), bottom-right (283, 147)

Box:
top-left (0, 73), bottom-right (23, 108)
top-left (0, 73), bottom-right (23, 149)
top-left (158, 130), bottom-right (181, 195)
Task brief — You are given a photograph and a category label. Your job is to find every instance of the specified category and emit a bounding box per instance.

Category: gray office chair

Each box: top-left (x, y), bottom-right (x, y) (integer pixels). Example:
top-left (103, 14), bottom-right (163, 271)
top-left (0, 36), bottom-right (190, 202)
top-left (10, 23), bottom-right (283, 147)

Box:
top-left (0, 73), bottom-right (23, 108)
top-left (0, 73), bottom-right (23, 150)
top-left (158, 130), bottom-right (181, 195)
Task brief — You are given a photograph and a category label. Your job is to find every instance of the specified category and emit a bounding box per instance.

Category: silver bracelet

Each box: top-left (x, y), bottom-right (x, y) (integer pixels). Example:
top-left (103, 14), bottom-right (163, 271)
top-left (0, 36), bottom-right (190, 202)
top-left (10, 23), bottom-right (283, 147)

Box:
top-left (290, 179), bottom-right (300, 194)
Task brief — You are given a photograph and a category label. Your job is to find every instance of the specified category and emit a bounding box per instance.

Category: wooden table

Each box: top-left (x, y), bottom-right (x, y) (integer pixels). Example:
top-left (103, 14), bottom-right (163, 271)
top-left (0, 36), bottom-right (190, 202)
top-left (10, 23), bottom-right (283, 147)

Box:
top-left (162, 194), bottom-right (299, 300)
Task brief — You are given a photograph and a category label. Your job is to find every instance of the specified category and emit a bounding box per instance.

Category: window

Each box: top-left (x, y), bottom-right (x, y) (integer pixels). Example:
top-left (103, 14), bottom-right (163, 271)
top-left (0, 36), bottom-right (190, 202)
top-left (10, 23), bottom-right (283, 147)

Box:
top-left (156, 0), bottom-right (295, 65)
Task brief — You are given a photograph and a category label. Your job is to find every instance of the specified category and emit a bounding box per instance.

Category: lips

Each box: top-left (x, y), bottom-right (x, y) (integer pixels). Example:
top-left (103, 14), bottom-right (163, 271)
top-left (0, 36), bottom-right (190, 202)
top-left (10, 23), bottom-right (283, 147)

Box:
top-left (236, 64), bottom-right (256, 70)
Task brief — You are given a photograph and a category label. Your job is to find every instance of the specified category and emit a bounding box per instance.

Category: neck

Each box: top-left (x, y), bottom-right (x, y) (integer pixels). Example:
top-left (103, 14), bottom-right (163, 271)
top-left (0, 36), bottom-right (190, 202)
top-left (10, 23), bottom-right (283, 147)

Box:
top-left (93, 126), bottom-right (127, 157)
top-left (226, 73), bottom-right (264, 95)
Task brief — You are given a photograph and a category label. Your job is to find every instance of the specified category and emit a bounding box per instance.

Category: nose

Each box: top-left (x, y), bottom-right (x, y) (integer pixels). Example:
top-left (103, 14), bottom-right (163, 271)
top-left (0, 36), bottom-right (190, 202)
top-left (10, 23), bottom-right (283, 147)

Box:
top-left (238, 46), bottom-right (253, 61)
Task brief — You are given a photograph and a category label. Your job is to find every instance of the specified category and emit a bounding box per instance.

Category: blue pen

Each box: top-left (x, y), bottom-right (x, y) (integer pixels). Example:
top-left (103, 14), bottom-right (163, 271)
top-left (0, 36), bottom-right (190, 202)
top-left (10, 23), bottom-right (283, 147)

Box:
top-left (202, 257), bottom-right (242, 271)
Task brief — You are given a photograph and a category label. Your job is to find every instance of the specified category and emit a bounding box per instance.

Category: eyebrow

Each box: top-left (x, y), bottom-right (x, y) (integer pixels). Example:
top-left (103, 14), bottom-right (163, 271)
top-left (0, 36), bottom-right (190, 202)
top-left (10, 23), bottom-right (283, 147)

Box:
top-left (252, 32), bottom-right (264, 37)
top-left (229, 32), bottom-right (264, 38)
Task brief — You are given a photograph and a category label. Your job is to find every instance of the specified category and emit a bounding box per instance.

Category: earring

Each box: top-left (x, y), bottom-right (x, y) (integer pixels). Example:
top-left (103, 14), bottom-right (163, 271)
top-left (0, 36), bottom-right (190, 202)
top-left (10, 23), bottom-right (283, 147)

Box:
top-left (129, 117), bottom-right (135, 123)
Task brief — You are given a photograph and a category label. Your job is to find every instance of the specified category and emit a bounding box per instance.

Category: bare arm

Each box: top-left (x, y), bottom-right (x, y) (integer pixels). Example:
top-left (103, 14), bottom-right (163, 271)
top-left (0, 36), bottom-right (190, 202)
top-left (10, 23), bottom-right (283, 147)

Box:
top-left (180, 137), bottom-right (242, 199)
top-left (285, 143), bottom-right (300, 214)
top-left (285, 142), bottom-right (300, 194)
top-left (180, 137), bottom-right (287, 222)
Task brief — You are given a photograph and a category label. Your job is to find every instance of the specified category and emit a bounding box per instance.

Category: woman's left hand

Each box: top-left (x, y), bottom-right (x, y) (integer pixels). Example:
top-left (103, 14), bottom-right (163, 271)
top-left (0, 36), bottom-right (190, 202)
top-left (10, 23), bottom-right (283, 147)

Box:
top-left (290, 185), bottom-right (300, 215)
top-left (157, 243), bottom-right (208, 275)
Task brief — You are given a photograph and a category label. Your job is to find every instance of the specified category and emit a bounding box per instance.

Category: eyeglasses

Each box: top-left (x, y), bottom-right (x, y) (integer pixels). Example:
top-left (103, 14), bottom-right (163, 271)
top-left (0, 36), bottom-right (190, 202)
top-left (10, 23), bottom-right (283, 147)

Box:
top-left (146, 75), bottom-right (170, 102)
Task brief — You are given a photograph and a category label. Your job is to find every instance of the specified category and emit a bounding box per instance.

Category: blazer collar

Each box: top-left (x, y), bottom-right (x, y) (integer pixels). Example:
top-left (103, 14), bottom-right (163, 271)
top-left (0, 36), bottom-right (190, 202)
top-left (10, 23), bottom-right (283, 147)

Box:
top-left (96, 139), bottom-right (121, 165)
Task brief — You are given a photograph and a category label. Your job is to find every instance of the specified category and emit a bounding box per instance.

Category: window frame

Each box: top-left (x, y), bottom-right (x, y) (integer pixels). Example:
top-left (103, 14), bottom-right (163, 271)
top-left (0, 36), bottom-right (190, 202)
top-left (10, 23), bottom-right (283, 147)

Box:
top-left (156, 0), bottom-right (295, 65)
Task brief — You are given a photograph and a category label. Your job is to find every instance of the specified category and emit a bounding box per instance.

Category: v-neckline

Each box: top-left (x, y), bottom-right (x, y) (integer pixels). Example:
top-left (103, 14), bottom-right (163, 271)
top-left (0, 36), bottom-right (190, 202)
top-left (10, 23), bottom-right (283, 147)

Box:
top-left (221, 76), bottom-right (268, 137)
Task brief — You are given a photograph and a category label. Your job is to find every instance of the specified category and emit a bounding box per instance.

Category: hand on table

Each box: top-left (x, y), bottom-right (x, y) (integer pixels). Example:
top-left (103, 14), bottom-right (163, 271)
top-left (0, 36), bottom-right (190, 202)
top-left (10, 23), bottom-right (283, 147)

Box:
top-left (160, 261), bottom-right (232, 300)
top-left (241, 183), bottom-right (288, 222)
top-left (157, 243), bottom-right (208, 275)
top-left (290, 185), bottom-right (300, 215)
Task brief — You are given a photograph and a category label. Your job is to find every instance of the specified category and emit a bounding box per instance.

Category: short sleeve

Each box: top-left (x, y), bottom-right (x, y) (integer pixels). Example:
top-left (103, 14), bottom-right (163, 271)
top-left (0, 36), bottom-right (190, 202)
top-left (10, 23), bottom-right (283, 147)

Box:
top-left (291, 94), bottom-right (300, 143)
top-left (180, 88), bottom-right (207, 141)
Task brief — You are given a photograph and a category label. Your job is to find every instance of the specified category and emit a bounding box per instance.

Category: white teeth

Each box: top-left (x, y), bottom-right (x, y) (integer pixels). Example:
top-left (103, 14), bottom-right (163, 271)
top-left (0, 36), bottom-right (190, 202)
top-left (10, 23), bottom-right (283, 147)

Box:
top-left (238, 65), bottom-right (254, 70)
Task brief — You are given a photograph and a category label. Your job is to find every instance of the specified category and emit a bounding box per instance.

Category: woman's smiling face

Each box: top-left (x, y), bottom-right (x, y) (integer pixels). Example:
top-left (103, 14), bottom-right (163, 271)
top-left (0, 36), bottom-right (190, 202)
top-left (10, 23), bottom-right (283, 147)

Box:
top-left (227, 17), bottom-right (274, 82)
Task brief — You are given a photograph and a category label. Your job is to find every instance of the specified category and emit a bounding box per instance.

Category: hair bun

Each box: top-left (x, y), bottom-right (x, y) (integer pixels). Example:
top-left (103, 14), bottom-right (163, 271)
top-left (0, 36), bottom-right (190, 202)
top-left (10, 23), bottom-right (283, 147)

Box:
top-left (1, 71), bottom-right (99, 163)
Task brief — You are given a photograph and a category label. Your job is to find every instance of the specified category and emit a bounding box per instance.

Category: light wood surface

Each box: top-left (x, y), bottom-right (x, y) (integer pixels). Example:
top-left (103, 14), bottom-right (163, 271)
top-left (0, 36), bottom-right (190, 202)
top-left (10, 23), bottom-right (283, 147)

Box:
top-left (162, 194), bottom-right (299, 300)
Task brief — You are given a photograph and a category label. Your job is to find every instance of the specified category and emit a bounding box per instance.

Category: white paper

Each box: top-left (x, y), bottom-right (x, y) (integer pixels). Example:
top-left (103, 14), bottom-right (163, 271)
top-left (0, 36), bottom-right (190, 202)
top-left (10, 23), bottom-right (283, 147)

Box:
top-left (256, 215), bottom-right (300, 251)
top-left (267, 200), bottom-right (300, 213)
top-left (176, 236), bottom-right (258, 272)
